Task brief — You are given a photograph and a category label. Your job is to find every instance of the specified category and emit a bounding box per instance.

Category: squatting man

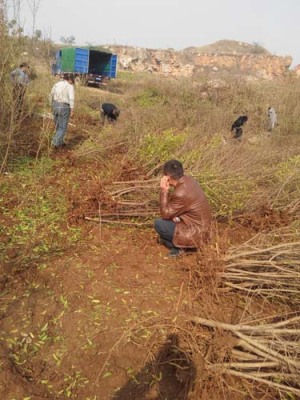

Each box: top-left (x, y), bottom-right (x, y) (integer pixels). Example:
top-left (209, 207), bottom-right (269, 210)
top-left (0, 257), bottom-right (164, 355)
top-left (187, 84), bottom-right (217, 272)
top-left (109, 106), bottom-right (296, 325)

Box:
top-left (155, 160), bottom-right (212, 257)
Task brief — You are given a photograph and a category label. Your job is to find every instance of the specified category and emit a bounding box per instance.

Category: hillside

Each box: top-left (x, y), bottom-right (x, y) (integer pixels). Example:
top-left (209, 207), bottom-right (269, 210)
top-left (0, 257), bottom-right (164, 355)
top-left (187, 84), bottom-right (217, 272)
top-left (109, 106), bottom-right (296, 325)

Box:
top-left (108, 40), bottom-right (291, 80)
top-left (18, 37), bottom-right (291, 81)
top-left (1, 28), bottom-right (300, 399)
top-left (183, 39), bottom-right (270, 55)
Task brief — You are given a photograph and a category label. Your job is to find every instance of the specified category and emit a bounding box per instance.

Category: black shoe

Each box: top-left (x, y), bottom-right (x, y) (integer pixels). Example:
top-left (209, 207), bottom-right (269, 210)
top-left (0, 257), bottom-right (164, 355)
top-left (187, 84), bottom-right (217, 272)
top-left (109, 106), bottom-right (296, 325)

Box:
top-left (168, 248), bottom-right (184, 258)
top-left (51, 143), bottom-right (67, 150)
top-left (157, 237), bottom-right (164, 245)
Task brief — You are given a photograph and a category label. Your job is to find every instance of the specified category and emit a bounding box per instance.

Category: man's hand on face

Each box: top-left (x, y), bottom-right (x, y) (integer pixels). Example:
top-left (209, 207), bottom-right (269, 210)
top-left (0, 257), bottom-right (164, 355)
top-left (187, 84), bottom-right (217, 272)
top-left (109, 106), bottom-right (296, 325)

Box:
top-left (160, 176), bottom-right (170, 193)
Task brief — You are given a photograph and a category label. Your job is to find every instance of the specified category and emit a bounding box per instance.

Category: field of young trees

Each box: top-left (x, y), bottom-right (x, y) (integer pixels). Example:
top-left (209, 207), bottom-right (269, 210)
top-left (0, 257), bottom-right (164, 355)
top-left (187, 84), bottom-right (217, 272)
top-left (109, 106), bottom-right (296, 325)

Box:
top-left (1, 5), bottom-right (300, 399)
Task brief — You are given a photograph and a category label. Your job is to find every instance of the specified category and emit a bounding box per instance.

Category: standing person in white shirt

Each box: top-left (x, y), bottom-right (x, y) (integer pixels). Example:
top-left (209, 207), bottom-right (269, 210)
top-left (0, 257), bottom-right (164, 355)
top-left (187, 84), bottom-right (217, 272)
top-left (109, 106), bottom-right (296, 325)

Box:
top-left (50, 74), bottom-right (75, 148)
top-left (268, 106), bottom-right (277, 132)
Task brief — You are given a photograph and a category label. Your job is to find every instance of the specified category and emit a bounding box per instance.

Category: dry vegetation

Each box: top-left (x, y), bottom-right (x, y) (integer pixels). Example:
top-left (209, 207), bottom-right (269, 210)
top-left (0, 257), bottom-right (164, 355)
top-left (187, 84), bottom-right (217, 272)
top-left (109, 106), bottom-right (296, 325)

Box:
top-left (1, 7), bottom-right (300, 400)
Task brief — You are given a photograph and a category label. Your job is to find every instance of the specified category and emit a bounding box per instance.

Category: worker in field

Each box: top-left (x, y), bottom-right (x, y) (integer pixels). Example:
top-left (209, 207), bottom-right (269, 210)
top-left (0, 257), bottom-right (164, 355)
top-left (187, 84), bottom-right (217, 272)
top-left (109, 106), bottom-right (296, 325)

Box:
top-left (49, 74), bottom-right (75, 149)
top-left (10, 62), bottom-right (30, 117)
top-left (154, 160), bottom-right (212, 257)
top-left (101, 103), bottom-right (120, 125)
top-left (231, 115), bottom-right (248, 140)
top-left (268, 106), bottom-right (277, 132)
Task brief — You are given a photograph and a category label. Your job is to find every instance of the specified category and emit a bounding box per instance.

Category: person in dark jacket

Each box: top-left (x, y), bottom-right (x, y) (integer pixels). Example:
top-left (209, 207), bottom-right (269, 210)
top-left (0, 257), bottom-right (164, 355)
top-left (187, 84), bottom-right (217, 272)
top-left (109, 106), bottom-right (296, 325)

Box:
top-left (100, 103), bottom-right (120, 124)
top-left (231, 115), bottom-right (248, 140)
top-left (10, 62), bottom-right (30, 116)
top-left (154, 160), bottom-right (212, 257)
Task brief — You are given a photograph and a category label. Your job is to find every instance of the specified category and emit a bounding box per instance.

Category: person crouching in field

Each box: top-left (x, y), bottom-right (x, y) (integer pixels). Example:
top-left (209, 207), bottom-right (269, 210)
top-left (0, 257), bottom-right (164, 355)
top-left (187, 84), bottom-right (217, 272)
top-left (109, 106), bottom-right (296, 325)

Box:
top-left (101, 103), bottom-right (120, 125)
top-left (231, 115), bottom-right (248, 140)
top-left (154, 160), bottom-right (212, 257)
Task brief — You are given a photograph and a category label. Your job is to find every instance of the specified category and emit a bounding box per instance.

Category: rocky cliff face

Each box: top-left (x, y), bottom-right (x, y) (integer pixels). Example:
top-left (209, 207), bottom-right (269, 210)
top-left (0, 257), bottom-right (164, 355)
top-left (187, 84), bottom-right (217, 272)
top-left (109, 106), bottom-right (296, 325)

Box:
top-left (107, 45), bottom-right (292, 80)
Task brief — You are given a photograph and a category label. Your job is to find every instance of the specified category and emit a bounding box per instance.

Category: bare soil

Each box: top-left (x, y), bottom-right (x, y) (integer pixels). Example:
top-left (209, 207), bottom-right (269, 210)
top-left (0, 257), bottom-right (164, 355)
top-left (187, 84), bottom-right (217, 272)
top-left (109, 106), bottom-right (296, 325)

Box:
top-left (1, 211), bottom-right (282, 400)
top-left (0, 225), bottom-right (199, 399)
top-left (0, 117), bottom-right (292, 399)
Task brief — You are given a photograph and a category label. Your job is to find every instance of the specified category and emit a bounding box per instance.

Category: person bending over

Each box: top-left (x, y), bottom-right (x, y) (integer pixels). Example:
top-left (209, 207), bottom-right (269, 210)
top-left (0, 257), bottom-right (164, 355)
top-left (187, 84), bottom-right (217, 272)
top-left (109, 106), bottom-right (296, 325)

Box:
top-left (231, 115), bottom-right (248, 140)
top-left (101, 103), bottom-right (120, 124)
top-left (154, 160), bottom-right (212, 257)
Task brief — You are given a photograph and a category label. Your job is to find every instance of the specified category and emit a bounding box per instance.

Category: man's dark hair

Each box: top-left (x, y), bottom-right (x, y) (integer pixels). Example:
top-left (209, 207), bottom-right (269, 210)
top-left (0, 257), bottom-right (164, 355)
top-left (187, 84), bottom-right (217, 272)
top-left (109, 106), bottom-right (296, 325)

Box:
top-left (63, 73), bottom-right (75, 84)
top-left (163, 160), bottom-right (184, 180)
top-left (20, 62), bottom-right (29, 68)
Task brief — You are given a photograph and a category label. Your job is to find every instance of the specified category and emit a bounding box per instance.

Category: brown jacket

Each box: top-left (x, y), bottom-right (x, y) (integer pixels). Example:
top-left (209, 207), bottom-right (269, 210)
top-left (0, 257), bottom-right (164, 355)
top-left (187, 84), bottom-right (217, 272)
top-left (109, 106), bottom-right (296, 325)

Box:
top-left (160, 175), bottom-right (212, 248)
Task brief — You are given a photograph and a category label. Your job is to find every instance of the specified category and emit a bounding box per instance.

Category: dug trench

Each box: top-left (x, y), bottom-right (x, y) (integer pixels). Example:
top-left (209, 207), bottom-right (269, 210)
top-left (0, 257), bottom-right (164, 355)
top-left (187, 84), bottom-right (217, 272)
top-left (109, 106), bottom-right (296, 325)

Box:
top-left (0, 179), bottom-right (293, 400)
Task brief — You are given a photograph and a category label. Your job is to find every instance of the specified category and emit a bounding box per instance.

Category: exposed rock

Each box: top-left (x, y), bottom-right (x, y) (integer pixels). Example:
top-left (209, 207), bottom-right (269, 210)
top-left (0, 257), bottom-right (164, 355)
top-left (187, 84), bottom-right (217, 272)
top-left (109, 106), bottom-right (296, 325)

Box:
top-left (108, 42), bottom-right (292, 80)
top-left (194, 53), bottom-right (291, 79)
top-left (294, 65), bottom-right (300, 77)
top-left (206, 79), bottom-right (228, 89)
top-left (200, 91), bottom-right (209, 99)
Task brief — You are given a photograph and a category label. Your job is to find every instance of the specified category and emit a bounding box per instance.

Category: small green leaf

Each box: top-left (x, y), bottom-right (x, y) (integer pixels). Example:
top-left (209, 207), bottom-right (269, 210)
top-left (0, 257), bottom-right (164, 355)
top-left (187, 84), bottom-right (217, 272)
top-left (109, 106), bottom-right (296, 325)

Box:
top-left (41, 322), bottom-right (48, 332)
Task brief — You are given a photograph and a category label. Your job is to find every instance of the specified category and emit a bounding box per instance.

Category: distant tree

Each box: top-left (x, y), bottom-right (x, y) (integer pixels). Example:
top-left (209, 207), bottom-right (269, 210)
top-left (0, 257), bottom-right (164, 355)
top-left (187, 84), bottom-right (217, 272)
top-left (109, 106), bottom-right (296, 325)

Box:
top-left (11, 0), bottom-right (23, 30)
top-left (0, 1), bottom-right (7, 36)
top-left (60, 35), bottom-right (76, 46)
top-left (34, 29), bottom-right (42, 39)
top-left (26, 0), bottom-right (42, 37)
top-left (7, 18), bottom-right (23, 36)
top-left (85, 41), bottom-right (95, 48)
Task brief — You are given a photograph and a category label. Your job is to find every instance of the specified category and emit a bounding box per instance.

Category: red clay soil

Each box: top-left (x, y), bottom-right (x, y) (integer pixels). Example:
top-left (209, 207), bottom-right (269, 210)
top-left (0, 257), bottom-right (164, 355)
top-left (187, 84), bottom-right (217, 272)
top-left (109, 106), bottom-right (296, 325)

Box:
top-left (0, 226), bottom-right (200, 399)
top-left (1, 217), bottom-right (283, 400)
top-left (1, 88), bottom-right (294, 400)
top-left (1, 164), bottom-right (291, 399)
top-left (0, 147), bottom-right (290, 399)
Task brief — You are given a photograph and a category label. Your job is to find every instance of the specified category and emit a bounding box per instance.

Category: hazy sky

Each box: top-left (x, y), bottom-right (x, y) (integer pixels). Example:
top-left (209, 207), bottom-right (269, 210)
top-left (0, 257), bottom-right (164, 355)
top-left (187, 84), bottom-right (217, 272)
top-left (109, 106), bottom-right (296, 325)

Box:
top-left (13, 0), bottom-right (300, 65)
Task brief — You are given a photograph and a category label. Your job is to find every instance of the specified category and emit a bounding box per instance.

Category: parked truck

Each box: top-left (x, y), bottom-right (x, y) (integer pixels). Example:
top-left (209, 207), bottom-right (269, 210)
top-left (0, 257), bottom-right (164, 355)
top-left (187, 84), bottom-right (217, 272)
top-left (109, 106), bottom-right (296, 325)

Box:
top-left (52, 47), bottom-right (118, 87)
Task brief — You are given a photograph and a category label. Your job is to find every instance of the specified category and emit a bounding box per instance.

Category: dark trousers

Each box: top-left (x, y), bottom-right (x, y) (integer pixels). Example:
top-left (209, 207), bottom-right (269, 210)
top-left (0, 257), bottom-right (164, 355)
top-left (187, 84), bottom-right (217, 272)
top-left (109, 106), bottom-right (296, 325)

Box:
top-left (51, 102), bottom-right (70, 146)
top-left (13, 85), bottom-right (26, 117)
top-left (233, 127), bottom-right (243, 139)
top-left (154, 218), bottom-right (178, 250)
top-left (101, 110), bottom-right (117, 124)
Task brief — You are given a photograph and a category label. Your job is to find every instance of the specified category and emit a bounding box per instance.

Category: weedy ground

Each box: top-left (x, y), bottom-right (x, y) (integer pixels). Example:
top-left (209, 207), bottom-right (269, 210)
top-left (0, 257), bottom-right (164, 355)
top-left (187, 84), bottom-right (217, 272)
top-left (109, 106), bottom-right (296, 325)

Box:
top-left (1, 64), bottom-right (300, 399)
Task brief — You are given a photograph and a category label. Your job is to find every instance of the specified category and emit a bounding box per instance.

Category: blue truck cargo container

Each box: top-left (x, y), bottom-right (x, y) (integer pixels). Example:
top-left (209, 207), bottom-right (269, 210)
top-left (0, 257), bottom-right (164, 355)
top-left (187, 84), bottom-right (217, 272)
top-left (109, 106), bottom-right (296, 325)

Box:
top-left (52, 47), bottom-right (118, 87)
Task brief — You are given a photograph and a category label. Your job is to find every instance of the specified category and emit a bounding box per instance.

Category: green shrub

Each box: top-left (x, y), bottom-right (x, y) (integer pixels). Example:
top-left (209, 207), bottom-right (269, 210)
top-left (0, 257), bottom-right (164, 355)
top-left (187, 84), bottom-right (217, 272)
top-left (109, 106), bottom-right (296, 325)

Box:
top-left (0, 158), bottom-right (81, 267)
top-left (198, 172), bottom-right (255, 217)
top-left (275, 155), bottom-right (300, 180)
top-left (135, 87), bottom-right (168, 107)
top-left (138, 129), bottom-right (186, 168)
top-left (271, 155), bottom-right (300, 208)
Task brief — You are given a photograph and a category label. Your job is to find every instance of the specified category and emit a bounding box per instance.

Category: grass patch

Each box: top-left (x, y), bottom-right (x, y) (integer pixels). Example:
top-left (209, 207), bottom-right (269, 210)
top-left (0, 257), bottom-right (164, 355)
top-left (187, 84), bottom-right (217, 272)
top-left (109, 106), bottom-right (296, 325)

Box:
top-left (0, 157), bottom-right (81, 267)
